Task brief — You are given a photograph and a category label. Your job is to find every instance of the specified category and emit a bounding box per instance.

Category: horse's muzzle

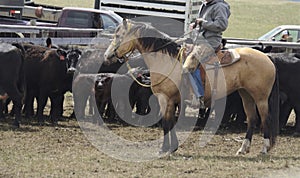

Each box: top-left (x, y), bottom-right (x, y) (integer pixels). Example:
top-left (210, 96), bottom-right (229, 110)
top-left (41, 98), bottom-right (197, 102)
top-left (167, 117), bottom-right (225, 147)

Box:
top-left (103, 53), bottom-right (114, 65)
top-left (104, 52), bottom-right (115, 61)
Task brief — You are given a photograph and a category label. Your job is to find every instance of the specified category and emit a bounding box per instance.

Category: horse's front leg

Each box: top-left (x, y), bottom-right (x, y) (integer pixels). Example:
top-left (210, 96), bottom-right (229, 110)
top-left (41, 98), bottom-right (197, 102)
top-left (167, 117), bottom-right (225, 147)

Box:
top-left (160, 118), bottom-right (170, 153)
top-left (159, 100), bottom-right (178, 154)
top-left (158, 95), bottom-right (178, 153)
top-left (169, 103), bottom-right (178, 153)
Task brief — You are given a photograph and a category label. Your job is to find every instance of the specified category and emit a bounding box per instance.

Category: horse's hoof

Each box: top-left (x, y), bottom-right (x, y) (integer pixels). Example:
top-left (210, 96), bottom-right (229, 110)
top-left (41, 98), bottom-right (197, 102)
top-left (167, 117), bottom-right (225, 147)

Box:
top-left (236, 148), bottom-right (249, 155)
top-left (158, 150), bottom-right (171, 157)
top-left (260, 148), bottom-right (268, 155)
top-left (159, 149), bottom-right (167, 155)
top-left (158, 147), bottom-right (170, 155)
top-left (236, 139), bottom-right (251, 155)
top-left (261, 139), bottom-right (270, 154)
top-left (260, 146), bottom-right (269, 154)
top-left (236, 149), bottom-right (245, 155)
top-left (170, 147), bottom-right (178, 153)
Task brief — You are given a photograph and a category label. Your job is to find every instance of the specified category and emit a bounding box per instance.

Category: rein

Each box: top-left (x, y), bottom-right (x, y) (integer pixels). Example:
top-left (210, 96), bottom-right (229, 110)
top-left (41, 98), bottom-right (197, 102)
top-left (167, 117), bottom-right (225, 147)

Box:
top-left (113, 21), bottom-right (193, 60)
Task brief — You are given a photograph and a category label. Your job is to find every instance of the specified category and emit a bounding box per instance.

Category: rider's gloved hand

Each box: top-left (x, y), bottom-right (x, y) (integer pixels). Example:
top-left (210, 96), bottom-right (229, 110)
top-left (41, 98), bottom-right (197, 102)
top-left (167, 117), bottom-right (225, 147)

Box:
top-left (190, 18), bottom-right (207, 30)
top-left (190, 22), bottom-right (196, 30)
top-left (195, 18), bottom-right (206, 26)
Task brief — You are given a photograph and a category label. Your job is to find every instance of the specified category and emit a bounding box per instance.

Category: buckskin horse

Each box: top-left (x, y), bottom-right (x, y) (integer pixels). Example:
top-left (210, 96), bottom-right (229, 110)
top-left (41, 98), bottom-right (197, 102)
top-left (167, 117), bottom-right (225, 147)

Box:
top-left (104, 19), bottom-right (279, 155)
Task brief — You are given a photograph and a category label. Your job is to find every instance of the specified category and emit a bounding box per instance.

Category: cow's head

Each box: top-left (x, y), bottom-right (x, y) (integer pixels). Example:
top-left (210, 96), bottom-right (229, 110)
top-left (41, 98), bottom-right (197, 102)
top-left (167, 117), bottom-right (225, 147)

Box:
top-left (66, 49), bottom-right (82, 73)
top-left (95, 74), bottom-right (112, 90)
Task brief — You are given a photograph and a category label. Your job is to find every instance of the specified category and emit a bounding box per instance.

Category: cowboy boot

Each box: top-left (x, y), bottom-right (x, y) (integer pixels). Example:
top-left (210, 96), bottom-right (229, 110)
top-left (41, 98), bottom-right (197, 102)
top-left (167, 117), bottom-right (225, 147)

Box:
top-left (185, 96), bottom-right (205, 109)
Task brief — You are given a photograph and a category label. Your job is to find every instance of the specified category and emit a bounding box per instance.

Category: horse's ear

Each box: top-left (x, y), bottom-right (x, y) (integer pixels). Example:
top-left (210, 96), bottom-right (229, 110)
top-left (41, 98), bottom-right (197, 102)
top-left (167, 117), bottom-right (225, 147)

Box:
top-left (123, 18), bottom-right (128, 29)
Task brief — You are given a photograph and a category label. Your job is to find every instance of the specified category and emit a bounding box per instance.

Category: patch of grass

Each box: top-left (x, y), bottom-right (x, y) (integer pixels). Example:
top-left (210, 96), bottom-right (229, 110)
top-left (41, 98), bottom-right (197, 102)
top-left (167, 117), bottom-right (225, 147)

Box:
top-left (225, 0), bottom-right (300, 38)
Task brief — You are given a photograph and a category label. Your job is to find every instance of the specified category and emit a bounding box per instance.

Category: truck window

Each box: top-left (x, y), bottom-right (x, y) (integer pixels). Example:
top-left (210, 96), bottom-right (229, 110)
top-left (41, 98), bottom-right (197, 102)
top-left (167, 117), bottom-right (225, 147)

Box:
top-left (274, 30), bottom-right (300, 42)
top-left (64, 11), bottom-right (92, 28)
top-left (101, 14), bottom-right (118, 30)
top-left (92, 12), bottom-right (103, 29)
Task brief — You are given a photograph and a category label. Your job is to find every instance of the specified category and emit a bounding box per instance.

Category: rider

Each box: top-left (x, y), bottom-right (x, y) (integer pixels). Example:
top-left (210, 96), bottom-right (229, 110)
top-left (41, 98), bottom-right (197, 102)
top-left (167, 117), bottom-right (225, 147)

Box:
top-left (186, 0), bottom-right (231, 109)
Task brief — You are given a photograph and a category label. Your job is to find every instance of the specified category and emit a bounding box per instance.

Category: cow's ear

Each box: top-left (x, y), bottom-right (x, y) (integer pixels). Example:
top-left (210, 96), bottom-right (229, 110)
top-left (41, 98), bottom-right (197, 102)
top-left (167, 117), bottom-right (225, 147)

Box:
top-left (76, 49), bottom-right (82, 55)
top-left (104, 76), bottom-right (111, 83)
top-left (56, 49), bottom-right (67, 61)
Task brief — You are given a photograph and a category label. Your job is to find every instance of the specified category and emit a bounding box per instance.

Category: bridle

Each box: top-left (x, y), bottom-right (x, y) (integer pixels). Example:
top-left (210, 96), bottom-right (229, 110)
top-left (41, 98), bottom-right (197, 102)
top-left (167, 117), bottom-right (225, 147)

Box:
top-left (106, 22), bottom-right (135, 61)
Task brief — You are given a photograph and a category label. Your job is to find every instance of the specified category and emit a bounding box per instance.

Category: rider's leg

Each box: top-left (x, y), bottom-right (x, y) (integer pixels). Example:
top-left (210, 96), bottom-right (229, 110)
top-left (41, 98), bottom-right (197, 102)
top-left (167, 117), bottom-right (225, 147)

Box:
top-left (186, 68), bottom-right (205, 109)
top-left (191, 69), bottom-right (204, 96)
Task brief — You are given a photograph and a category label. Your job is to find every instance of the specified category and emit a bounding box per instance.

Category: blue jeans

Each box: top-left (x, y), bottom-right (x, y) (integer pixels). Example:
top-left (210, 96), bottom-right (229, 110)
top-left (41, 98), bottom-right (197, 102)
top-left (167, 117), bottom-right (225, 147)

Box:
top-left (188, 68), bottom-right (204, 98)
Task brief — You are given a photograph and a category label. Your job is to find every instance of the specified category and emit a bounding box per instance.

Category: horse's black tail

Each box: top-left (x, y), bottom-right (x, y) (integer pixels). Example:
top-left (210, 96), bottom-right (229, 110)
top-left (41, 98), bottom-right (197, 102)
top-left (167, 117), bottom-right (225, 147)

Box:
top-left (268, 69), bottom-right (280, 147)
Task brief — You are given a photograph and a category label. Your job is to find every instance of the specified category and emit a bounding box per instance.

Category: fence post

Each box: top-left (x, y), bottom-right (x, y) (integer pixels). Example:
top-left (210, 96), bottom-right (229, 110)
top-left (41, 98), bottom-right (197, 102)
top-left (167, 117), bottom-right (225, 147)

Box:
top-left (41, 30), bottom-right (49, 38)
top-left (286, 36), bottom-right (293, 53)
top-left (94, 0), bottom-right (100, 9)
top-left (29, 19), bottom-right (37, 38)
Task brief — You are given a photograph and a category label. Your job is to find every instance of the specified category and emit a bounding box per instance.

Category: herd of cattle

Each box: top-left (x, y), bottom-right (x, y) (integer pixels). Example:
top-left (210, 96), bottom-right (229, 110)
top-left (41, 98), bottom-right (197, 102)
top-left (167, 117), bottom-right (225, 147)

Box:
top-left (0, 42), bottom-right (156, 127)
top-left (0, 41), bottom-right (300, 136)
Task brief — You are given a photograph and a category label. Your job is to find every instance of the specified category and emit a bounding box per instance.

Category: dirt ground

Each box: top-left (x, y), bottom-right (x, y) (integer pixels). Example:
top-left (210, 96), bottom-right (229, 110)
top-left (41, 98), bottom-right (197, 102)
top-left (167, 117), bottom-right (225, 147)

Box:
top-left (1, 93), bottom-right (300, 178)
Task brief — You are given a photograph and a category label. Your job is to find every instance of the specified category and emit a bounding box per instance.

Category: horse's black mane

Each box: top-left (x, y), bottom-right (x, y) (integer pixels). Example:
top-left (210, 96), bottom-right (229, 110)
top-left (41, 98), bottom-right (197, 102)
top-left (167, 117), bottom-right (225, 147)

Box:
top-left (130, 21), bottom-right (180, 57)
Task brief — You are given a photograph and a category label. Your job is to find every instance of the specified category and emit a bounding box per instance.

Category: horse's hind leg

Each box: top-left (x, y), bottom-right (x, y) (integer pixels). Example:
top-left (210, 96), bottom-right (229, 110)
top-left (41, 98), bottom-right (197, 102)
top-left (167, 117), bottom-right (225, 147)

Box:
top-left (236, 89), bottom-right (258, 155)
top-left (256, 99), bottom-right (272, 154)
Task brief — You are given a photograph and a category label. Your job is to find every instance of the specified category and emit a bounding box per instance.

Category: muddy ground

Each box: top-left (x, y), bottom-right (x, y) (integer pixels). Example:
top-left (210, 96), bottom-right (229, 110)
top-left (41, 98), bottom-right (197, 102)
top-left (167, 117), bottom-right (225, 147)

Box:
top-left (0, 93), bottom-right (300, 178)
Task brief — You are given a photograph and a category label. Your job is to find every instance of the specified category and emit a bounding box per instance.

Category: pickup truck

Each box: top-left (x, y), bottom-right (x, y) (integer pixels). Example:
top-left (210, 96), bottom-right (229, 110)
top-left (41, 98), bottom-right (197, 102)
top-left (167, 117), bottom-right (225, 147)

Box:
top-left (55, 7), bottom-right (122, 37)
top-left (0, 6), bottom-right (122, 38)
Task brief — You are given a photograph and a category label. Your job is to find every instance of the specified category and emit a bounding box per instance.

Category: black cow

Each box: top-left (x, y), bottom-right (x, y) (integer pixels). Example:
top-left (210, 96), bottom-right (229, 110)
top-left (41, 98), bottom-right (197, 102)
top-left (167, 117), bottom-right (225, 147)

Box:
top-left (95, 70), bottom-right (159, 125)
top-left (220, 91), bottom-right (246, 127)
top-left (23, 44), bottom-right (78, 125)
top-left (73, 68), bottom-right (160, 126)
top-left (77, 47), bottom-right (147, 74)
top-left (73, 47), bottom-right (149, 118)
top-left (128, 69), bottom-right (160, 125)
top-left (270, 53), bottom-right (300, 135)
top-left (72, 74), bottom-right (98, 120)
top-left (73, 73), bottom-right (132, 123)
top-left (0, 43), bottom-right (25, 127)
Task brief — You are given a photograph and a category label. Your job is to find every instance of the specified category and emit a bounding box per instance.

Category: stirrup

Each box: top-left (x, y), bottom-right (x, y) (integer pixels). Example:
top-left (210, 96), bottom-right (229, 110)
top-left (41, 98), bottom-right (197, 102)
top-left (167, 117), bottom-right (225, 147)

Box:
top-left (199, 96), bottom-right (205, 109)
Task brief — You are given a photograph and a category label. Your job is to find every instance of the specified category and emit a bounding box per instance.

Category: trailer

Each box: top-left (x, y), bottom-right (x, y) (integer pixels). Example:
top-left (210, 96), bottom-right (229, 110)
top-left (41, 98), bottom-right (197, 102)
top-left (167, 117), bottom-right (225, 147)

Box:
top-left (0, 0), bottom-right (62, 23)
top-left (98, 0), bottom-right (202, 37)
top-left (0, 0), bottom-right (25, 19)
top-left (23, 1), bottom-right (62, 23)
